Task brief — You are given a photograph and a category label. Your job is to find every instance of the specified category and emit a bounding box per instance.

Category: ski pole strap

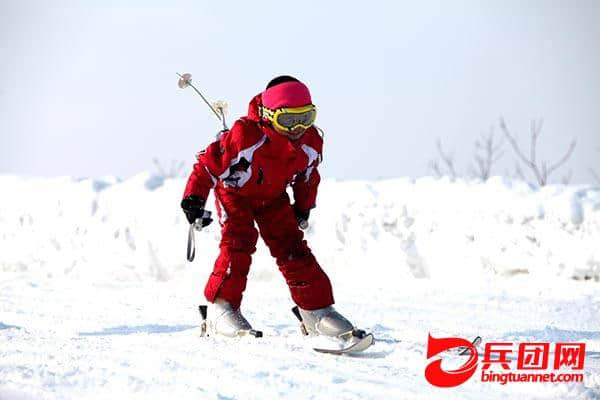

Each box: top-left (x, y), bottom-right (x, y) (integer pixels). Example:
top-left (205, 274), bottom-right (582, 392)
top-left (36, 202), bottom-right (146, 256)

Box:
top-left (187, 223), bottom-right (196, 262)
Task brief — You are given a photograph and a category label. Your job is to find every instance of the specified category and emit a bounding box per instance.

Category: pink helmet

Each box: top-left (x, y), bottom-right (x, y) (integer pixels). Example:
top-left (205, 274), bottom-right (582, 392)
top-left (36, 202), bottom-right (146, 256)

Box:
top-left (261, 76), bottom-right (312, 109)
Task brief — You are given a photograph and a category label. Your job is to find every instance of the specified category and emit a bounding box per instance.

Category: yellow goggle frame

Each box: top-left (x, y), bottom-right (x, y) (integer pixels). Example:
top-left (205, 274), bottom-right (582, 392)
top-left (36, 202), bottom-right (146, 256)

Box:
top-left (260, 104), bottom-right (317, 132)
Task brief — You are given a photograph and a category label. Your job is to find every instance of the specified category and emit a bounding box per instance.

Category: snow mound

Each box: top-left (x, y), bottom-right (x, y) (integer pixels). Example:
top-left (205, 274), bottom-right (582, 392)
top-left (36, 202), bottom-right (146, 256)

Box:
top-left (1, 174), bottom-right (599, 283)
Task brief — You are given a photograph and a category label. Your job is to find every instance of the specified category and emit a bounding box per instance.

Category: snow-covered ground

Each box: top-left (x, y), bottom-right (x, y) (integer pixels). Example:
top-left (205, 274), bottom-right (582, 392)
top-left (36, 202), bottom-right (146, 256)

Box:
top-left (1, 174), bottom-right (600, 399)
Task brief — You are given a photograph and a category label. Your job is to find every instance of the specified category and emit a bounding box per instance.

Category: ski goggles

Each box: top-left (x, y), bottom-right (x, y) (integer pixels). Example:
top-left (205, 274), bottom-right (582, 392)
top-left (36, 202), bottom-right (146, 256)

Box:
top-left (260, 104), bottom-right (317, 132)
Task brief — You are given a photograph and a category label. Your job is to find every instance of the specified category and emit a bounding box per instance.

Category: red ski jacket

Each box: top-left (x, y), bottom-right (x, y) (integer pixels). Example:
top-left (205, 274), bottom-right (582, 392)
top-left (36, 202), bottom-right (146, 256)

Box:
top-left (183, 93), bottom-right (323, 211)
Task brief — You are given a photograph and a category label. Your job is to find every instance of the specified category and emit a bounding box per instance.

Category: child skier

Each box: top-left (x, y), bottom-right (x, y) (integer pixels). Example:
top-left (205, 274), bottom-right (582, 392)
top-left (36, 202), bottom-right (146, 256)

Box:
top-left (181, 76), bottom-right (360, 342)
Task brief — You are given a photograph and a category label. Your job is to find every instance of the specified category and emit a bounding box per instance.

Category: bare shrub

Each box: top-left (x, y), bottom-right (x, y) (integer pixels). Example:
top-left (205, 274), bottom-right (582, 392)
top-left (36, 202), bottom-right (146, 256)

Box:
top-left (468, 127), bottom-right (504, 181)
top-left (499, 118), bottom-right (576, 186)
top-left (152, 158), bottom-right (186, 179)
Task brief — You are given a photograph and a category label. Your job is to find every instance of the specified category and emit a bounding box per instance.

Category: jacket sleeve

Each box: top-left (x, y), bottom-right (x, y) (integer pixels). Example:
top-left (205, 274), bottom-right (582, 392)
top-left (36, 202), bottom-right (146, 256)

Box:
top-left (182, 123), bottom-right (244, 200)
top-left (292, 131), bottom-right (323, 210)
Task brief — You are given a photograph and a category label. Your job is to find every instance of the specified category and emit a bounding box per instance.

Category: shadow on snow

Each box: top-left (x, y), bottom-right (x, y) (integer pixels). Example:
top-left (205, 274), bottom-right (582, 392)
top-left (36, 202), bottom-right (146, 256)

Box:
top-left (0, 322), bottom-right (21, 330)
top-left (503, 327), bottom-right (600, 342)
top-left (78, 324), bottom-right (197, 336)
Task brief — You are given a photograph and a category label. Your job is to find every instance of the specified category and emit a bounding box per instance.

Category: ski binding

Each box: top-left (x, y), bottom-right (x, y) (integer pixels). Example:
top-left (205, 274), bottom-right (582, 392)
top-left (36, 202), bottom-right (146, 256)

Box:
top-left (198, 305), bottom-right (263, 338)
top-left (291, 306), bottom-right (374, 354)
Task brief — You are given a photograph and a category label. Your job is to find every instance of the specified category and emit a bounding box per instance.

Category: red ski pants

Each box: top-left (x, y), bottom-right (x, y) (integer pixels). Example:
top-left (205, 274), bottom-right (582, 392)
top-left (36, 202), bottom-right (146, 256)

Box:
top-left (204, 188), bottom-right (334, 311)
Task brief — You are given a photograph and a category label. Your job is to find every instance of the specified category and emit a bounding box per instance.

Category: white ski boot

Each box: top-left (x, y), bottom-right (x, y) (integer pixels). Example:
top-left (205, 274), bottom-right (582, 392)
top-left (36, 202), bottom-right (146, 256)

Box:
top-left (292, 305), bottom-right (373, 354)
top-left (199, 298), bottom-right (262, 338)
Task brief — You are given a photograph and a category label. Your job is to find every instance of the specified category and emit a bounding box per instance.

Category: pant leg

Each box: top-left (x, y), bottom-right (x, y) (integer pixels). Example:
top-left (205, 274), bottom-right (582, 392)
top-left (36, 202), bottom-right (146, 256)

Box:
top-left (204, 188), bottom-right (258, 310)
top-left (255, 192), bottom-right (334, 310)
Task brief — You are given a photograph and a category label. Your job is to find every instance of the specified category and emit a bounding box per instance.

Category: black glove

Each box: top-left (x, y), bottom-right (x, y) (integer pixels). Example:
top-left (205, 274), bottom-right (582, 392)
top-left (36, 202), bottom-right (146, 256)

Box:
top-left (181, 195), bottom-right (213, 227)
top-left (293, 207), bottom-right (310, 230)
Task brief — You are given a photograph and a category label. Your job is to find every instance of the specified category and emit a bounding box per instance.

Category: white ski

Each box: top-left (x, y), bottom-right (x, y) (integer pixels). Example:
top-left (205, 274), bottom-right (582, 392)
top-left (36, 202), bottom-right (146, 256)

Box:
top-left (313, 333), bottom-right (375, 355)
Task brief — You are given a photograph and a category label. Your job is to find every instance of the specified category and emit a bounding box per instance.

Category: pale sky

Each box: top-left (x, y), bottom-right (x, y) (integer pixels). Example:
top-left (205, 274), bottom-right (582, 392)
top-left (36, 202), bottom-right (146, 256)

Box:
top-left (1, 0), bottom-right (599, 183)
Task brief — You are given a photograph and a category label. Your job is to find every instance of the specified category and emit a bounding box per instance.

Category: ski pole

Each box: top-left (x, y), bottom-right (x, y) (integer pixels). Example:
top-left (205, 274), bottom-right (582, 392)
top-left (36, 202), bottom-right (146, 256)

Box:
top-left (177, 72), bottom-right (224, 262)
top-left (177, 72), bottom-right (229, 131)
top-left (186, 223), bottom-right (196, 262)
top-left (186, 211), bottom-right (212, 262)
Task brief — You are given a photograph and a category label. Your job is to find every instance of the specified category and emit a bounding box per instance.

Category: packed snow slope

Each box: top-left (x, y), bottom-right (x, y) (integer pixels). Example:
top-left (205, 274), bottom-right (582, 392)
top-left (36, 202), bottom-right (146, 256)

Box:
top-left (1, 174), bottom-right (600, 399)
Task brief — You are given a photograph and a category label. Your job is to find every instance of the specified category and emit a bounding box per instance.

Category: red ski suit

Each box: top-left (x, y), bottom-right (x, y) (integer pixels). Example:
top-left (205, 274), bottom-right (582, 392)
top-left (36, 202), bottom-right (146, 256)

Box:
top-left (183, 94), bottom-right (334, 311)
